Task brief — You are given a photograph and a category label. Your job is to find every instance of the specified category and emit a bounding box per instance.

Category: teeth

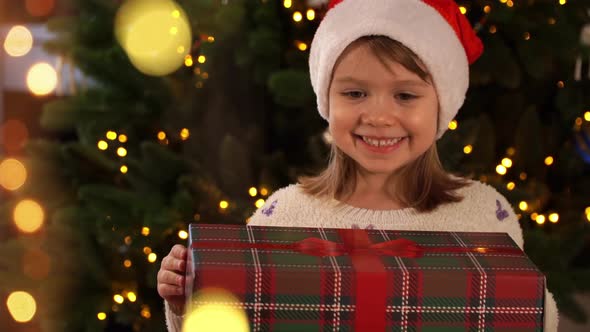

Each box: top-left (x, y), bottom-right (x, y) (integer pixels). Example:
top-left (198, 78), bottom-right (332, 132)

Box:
top-left (361, 136), bottom-right (403, 147)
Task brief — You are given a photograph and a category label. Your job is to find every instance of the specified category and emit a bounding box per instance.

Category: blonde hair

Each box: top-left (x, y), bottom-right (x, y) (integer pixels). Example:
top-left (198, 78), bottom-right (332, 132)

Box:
top-left (299, 36), bottom-right (469, 212)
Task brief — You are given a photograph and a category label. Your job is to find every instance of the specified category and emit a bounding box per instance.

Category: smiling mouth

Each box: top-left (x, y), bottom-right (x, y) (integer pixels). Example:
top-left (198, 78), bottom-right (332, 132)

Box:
top-left (354, 135), bottom-right (407, 148)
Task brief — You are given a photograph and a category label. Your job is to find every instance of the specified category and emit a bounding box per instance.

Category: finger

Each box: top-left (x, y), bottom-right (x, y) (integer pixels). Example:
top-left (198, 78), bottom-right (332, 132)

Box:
top-left (158, 283), bottom-right (184, 298)
top-left (158, 270), bottom-right (185, 286)
top-left (161, 255), bottom-right (186, 272)
top-left (171, 244), bottom-right (187, 260)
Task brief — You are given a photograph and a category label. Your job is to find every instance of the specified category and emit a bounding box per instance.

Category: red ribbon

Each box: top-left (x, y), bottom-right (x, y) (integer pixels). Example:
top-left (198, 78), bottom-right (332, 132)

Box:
top-left (191, 229), bottom-right (523, 331)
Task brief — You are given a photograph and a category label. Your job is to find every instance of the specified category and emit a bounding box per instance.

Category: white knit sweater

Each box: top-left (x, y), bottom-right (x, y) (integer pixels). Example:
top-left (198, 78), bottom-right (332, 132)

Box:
top-left (165, 180), bottom-right (558, 331)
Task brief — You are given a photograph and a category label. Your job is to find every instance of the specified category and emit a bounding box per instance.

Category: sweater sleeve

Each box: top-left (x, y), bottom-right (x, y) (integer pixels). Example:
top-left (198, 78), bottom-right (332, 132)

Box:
top-left (164, 300), bottom-right (183, 332)
top-left (493, 190), bottom-right (559, 332)
top-left (247, 185), bottom-right (299, 227)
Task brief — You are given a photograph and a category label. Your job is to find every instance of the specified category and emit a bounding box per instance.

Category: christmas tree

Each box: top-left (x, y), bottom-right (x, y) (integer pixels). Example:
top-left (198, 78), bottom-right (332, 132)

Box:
top-left (1, 0), bottom-right (590, 331)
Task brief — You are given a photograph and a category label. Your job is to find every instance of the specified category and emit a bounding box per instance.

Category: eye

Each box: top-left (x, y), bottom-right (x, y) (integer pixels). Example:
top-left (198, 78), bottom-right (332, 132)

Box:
top-left (341, 91), bottom-right (366, 99)
top-left (396, 93), bottom-right (419, 101)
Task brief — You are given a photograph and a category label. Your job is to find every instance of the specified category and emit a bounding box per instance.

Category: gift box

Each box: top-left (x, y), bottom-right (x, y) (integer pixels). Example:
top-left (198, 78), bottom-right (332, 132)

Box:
top-left (185, 224), bottom-right (545, 331)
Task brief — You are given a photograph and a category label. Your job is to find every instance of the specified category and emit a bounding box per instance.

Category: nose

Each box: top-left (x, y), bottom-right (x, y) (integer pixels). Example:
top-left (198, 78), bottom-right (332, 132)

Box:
top-left (360, 95), bottom-right (398, 127)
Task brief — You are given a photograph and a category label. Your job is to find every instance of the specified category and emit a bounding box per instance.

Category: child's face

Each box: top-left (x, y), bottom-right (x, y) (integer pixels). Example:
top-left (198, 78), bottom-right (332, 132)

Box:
top-left (328, 42), bottom-right (438, 180)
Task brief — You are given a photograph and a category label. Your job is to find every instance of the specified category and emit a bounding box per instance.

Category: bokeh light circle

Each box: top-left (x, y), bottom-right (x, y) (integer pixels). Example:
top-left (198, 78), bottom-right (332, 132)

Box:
top-left (183, 288), bottom-right (249, 332)
top-left (0, 158), bottom-right (27, 191)
top-left (26, 62), bottom-right (58, 96)
top-left (6, 291), bottom-right (37, 323)
top-left (3, 25), bottom-right (33, 57)
top-left (13, 199), bottom-right (45, 233)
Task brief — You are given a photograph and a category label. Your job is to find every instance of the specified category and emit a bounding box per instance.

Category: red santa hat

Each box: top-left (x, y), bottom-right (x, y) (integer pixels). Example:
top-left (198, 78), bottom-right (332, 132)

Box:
top-left (309, 0), bottom-right (484, 139)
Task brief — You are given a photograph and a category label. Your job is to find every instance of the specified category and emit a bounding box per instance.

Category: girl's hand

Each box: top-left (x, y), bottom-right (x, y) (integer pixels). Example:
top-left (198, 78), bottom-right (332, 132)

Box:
top-left (157, 244), bottom-right (187, 315)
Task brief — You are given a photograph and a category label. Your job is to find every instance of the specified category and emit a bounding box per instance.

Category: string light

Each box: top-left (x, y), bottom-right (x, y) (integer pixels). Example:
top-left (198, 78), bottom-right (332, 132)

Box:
top-left (219, 200), bottom-right (229, 209)
top-left (548, 213), bottom-right (559, 223)
top-left (180, 128), bottom-right (190, 140)
top-left (98, 140), bottom-right (108, 150)
top-left (106, 131), bottom-right (117, 140)
top-left (557, 81), bottom-right (565, 88)
top-left (293, 11), bottom-right (303, 22)
top-left (124, 236), bottom-right (132, 245)
top-left (124, 260), bottom-right (132, 268)
top-left (178, 230), bottom-right (188, 239)
top-left (260, 187), bottom-right (269, 196)
top-left (519, 172), bottom-right (527, 180)
top-left (6, 291), bottom-right (36, 323)
top-left (536, 214), bottom-right (546, 225)
top-left (143, 247), bottom-right (152, 255)
top-left (297, 42), bottom-right (308, 51)
top-left (148, 253), bottom-right (157, 263)
top-left (459, 6), bottom-right (467, 14)
top-left (559, 0), bottom-right (567, 5)
top-left (184, 55), bottom-right (193, 67)
top-left (463, 145), bottom-right (473, 154)
top-left (157, 131), bottom-right (166, 140)
top-left (489, 25), bottom-right (497, 34)
top-left (448, 120), bottom-right (458, 130)
top-left (197, 55), bottom-right (206, 64)
top-left (118, 134), bottom-right (128, 143)
top-left (506, 182), bottom-right (515, 190)
top-left (585, 112), bottom-right (590, 121)
top-left (483, 5), bottom-right (491, 13)
top-left (141, 227), bottom-right (150, 236)
top-left (120, 165), bottom-right (128, 174)
top-left (117, 147), bottom-right (127, 157)
top-left (496, 165), bottom-right (507, 175)
top-left (501, 158), bottom-right (513, 168)
top-left (519, 201), bottom-right (528, 211)
top-left (283, 0), bottom-right (292, 9)
top-left (127, 292), bottom-right (137, 302)
top-left (307, 9), bottom-right (315, 20)
top-left (531, 212), bottom-right (538, 221)
top-left (545, 156), bottom-right (554, 166)
top-left (249, 187), bottom-right (258, 197)
top-left (97, 312), bottom-right (107, 320)
top-left (207, 36), bottom-right (215, 43)
top-left (113, 294), bottom-right (124, 304)
top-left (0, 158), bottom-right (27, 191)
top-left (141, 305), bottom-right (151, 319)
top-left (255, 199), bottom-right (265, 208)
top-left (506, 147), bottom-right (516, 156)
top-left (507, 0), bottom-right (514, 8)
top-left (524, 32), bottom-right (531, 40)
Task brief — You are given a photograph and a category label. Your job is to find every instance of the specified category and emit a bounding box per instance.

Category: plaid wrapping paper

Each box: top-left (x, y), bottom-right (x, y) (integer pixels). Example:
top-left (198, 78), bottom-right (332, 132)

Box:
top-left (185, 224), bottom-right (545, 332)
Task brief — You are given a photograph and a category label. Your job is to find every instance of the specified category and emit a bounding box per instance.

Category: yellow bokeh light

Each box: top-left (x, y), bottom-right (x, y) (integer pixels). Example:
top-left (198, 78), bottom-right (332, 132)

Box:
top-left (106, 131), bottom-right (117, 140)
top-left (501, 158), bottom-right (513, 168)
top-left (496, 165), bottom-right (507, 175)
top-left (141, 306), bottom-right (151, 318)
top-left (148, 253), bottom-right (157, 263)
top-left (219, 200), bottom-right (229, 209)
top-left (117, 147), bottom-right (127, 157)
top-left (124, 259), bottom-right (132, 268)
top-left (127, 292), bottom-right (137, 302)
top-left (120, 165), bottom-right (128, 174)
top-left (143, 246), bottom-right (152, 255)
top-left (260, 187), bottom-right (269, 196)
top-left (7, 291), bottom-right (37, 323)
top-left (27, 62), bottom-right (57, 96)
top-left (158, 131), bottom-right (166, 140)
top-left (283, 0), bottom-right (292, 9)
top-left (307, 9), bottom-right (315, 20)
top-left (531, 212), bottom-right (538, 221)
top-left (536, 214), bottom-right (546, 225)
top-left (97, 312), bottom-right (107, 320)
top-left (207, 36), bottom-right (215, 43)
top-left (14, 199), bottom-right (44, 233)
top-left (293, 11), bottom-right (303, 22)
top-left (197, 55), bottom-right (206, 64)
top-left (115, 0), bottom-right (192, 76)
top-left (248, 187), bottom-right (257, 197)
top-left (298, 42), bottom-right (308, 51)
top-left (507, 0), bottom-right (514, 8)
top-left (559, 0), bottom-right (566, 5)
top-left (584, 112), bottom-right (590, 121)
top-left (0, 158), bottom-right (27, 191)
top-left (459, 6), bottom-right (467, 14)
top-left (183, 288), bottom-right (248, 332)
top-left (114, 294), bottom-right (124, 304)
top-left (448, 120), bottom-right (458, 130)
top-left (119, 134), bottom-right (128, 143)
top-left (255, 199), bottom-right (265, 208)
top-left (98, 140), bottom-right (108, 150)
top-left (506, 182), bottom-right (515, 190)
top-left (178, 230), bottom-right (188, 240)
top-left (184, 56), bottom-right (193, 67)
top-left (545, 156), bottom-right (554, 166)
top-left (180, 128), bottom-right (190, 140)
top-left (142, 227), bottom-right (150, 236)
top-left (463, 145), bottom-right (473, 154)
top-left (4, 25), bottom-right (33, 57)
top-left (549, 213), bottom-right (559, 223)
top-left (586, 213), bottom-right (590, 222)
top-left (519, 201), bottom-right (528, 211)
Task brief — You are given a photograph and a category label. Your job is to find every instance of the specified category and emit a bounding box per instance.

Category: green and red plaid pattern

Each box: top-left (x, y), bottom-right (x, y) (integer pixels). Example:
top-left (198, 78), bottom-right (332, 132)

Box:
top-left (186, 224), bottom-right (544, 332)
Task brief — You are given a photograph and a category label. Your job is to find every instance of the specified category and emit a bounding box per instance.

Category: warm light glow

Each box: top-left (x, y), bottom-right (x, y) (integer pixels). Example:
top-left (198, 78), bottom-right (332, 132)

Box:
top-left (120, 165), bottom-right (128, 174)
top-left (255, 199), bottom-right (265, 208)
top-left (501, 158), bottom-right (513, 168)
top-left (297, 42), bottom-right (308, 51)
top-left (557, 81), bottom-right (565, 88)
top-left (506, 147), bottom-right (516, 156)
top-left (141, 306), bottom-right (151, 318)
top-left (4, 25), bottom-right (33, 57)
top-left (459, 6), bottom-right (467, 14)
top-left (584, 112), bottom-right (590, 121)
top-left (219, 201), bottom-right (229, 209)
top-left (576, 117), bottom-right (583, 126)
top-left (524, 32), bottom-right (531, 40)
top-left (0, 158), bottom-right (27, 191)
top-left (158, 131), bottom-right (166, 140)
top-left (119, 134), bottom-right (128, 143)
top-left (463, 145), bottom-right (473, 154)
top-left (106, 131), bottom-right (117, 140)
top-left (142, 227), bottom-right (150, 236)
top-left (283, 0), bottom-right (292, 8)
top-left (124, 260), bottom-right (132, 268)
top-left (489, 25), bottom-right (497, 34)
top-left (148, 253), bottom-right (157, 263)
top-left (14, 199), bottom-right (44, 233)
top-left (448, 120), bottom-right (458, 130)
top-left (143, 246), bottom-right (152, 254)
top-left (545, 156), bottom-right (554, 166)
top-left (496, 165), bottom-right (507, 175)
top-left (207, 36), bottom-right (215, 43)
top-left (519, 172), bottom-right (527, 180)
top-left (125, 236), bottom-right (132, 245)
top-left (197, 55), bottom-right (206, 64)
top-left (201, 72), bottom-right (209, 79)
top-left (97, 312), bottom-right (107, 320)
top-left (114, 294), bottom-right (124, 304)
top-left (506, 182), bottom-right (516, 190)
top-left (127, 292), bottom-right (137, 302)
top-left (7, 291), bottom-right (37, 323)
top-left (306, 9), bottom-right (315, 20)
top-left (559, 0), bottom-right (566, 5)
top-left (117, 147), bottom-right (127, 157)
top-left (184, 55), bottom-right (193, 67)
top-left (549, 213), bottom-right (559, 223)
top-left (1, 119), bottom-right (29, 153)
top-left (536, 214), bottom-right (546, 225)
top-left (98, 140), bottom-right (108, 150)
top-left (27, 62), bottom-right (57, 96)
top-left (178, 230), bottom-right (188, 240)
top-left (507, 0), bottom-right (514, 8)
top-left (548, 18), bottom-right (556, 25)
top-left (180, 128), bottom-right (190, 140)
top-left (249, 187), bottom-right (258, 197)
top-left (586, 213), bottom-right (590, 222)
top-left (260, 188), bottom-right (269, 196)
top-left (182, 288), bottom-right (248, 332)
top-left (293, 12), bottom-right (303, 22)
top-left (519, 201), bottom-right (528, 211)
top-left (484, 5), bottom-right (491, 13)
top-left (531, 213), bottom-right (538, 221)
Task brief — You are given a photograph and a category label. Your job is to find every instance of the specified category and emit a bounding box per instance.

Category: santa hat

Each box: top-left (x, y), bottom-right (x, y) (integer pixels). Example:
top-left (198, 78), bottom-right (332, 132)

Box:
top-left (309, 0), bottom-right (483, 139)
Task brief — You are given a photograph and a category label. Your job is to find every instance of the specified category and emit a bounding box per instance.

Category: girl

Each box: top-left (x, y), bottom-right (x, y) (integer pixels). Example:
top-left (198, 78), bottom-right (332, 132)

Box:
top-left (158, 0), bottom-right (559, 331)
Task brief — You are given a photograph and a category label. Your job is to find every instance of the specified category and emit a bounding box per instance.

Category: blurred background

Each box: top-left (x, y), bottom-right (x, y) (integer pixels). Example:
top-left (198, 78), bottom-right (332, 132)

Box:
top-left (1, 0), bottom-right (590, 331)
